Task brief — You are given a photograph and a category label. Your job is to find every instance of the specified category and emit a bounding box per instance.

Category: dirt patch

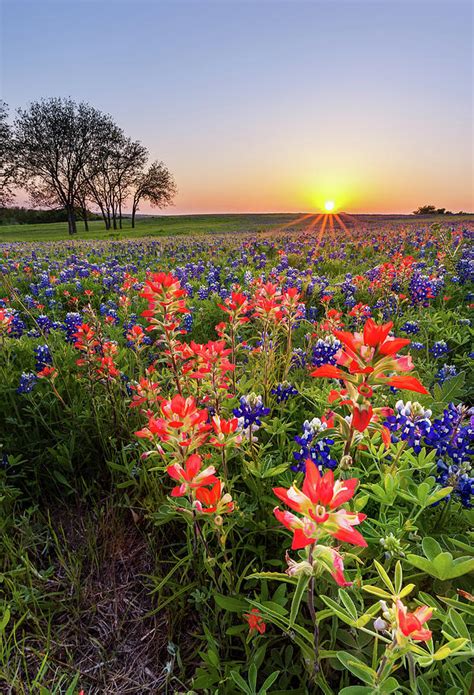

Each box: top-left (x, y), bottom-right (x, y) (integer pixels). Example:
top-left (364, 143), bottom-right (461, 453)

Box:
top-left (41, 502), bottom-right (192, 694)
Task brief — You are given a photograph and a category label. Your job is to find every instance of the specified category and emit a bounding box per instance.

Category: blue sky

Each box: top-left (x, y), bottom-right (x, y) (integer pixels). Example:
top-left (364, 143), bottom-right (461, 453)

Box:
top-left (1, 0), bottom-right (472, 213)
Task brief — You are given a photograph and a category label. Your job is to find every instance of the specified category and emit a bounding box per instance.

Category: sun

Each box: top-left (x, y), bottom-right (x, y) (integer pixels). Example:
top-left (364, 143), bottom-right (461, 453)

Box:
top-left (324, 200), bottom-right (335, 212)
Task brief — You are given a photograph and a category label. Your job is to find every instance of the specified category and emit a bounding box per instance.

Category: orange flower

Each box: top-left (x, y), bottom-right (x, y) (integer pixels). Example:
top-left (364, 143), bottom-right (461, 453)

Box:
top-left (195, 480), bottom-right (234, 515)
top-left (273, 460), bottom-right (366, 550)
top-left (167, 454), bottom-right (218, 497)
top-left (244, 608), bottom-right (266, 634)
top-left (395, 600), bottom-right (432, 643)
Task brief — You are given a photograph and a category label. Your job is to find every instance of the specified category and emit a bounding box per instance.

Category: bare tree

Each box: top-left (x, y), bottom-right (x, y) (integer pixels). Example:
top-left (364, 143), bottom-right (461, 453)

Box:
top-left (14, 97), bottom-right (119, 235)
top-left (112, 138), bottom-right (148, 229)
top-left (131, 161), bottom-right (177, 228)
top-left (0, 101), bottom-right (16, 206)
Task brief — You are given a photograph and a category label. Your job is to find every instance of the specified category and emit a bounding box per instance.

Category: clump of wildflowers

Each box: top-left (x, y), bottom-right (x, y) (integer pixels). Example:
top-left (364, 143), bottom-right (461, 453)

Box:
top-left (384, 400), bottom-right (432, 453)
top-left (17, 372), bottom-right (37, 394)
top-left (271, 381), bottom-right (298, 403)
top-left (293, 418), bottom-right (336, 472)
top-left (233, 393), bottom-right (269, 439)
top-left (435, 363), bottom-right (458, 384)
top-left (430, 340), bottom-right (449, 358)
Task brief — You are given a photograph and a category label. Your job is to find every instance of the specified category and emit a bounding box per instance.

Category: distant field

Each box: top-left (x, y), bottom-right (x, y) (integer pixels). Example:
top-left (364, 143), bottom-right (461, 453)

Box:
top-left (0, 213), bottom-right (310, 242)
top-left (1, 212), bottom-right (472, 243)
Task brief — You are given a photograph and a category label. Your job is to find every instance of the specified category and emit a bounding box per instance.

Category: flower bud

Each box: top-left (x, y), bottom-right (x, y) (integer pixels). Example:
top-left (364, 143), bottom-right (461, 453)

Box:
top-left (340, 454), bottom-right (353, 470)
top-left (374, 617), bottom-right (388, 631)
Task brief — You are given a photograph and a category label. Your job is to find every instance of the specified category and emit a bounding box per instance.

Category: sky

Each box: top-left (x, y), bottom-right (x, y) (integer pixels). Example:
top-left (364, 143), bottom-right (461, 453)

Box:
top-left (1, 0), bottom-right (473, 214)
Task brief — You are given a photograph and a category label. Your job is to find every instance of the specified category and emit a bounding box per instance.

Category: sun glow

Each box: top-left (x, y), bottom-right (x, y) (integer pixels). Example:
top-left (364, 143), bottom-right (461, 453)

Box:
top-left (324, 200), bottom-right (335, 212)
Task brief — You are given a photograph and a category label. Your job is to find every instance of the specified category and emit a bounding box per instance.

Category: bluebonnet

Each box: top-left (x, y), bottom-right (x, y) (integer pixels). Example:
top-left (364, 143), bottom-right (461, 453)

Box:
top-left (34, 344), bottom-right (52, 371)
top-left (384, 400), bottom-right (432, 454)
top-left (409, 272), bottom-right (443, 305)
top-left (233, 393), bottom-right (270, 431)
top-left (311, 336), bottom-right (341, 367)
top-left (37, 314), bottom-right (53, 333)
top-left (63, 313), bottom-right (83, 342)
top-left (290, 348), bottom-right (307, 369)
top-left (436, 461), bottom-right (473, 508)
top-left (120, 373), bottom-right (134, 397)
top-left (400, 321), bottom-right (419, 334)
top-left (271, 382), bottom-right (298, 403)
top-left (17, 372), bottom-right (37, 394)
top-left (424, 403), bottom-right (473, 467)
top-left (293, 417), bottom-right (336, 473)
top-left (410, 342), bottom-right (424, 350)
top-left (435, 364), bottom-right (458, 384)
top-left (9, 311), bottom-right (26, 338)
top-left (430, 340), bottom-right (449, 358)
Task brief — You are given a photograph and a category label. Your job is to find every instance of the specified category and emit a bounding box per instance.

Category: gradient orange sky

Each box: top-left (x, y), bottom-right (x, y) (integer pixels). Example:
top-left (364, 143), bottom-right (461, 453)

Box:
top-left (2, 0), bottom-right (473, 214)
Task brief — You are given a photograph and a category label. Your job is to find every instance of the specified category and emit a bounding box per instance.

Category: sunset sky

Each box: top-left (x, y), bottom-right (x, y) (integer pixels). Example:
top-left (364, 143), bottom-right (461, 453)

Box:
top-left (1, 0), bottom-right (473, 214)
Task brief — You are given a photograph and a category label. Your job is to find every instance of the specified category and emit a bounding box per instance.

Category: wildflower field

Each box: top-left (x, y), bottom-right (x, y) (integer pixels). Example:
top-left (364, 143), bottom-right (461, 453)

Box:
top-left (0, 216), bottom-right (473, 694)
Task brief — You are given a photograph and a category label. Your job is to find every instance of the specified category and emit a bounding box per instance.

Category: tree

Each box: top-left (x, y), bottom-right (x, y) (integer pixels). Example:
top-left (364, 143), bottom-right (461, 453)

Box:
top-left (113, 138), bottom-right (148, 229)
top-left (131, 161), bottom-right (177, 228)
top-left (413, 205), bottom-right (437, 215)
top-left (14, 97), bottom-right (119, 235)
top-left (0, 101), bottom-right (16, 206)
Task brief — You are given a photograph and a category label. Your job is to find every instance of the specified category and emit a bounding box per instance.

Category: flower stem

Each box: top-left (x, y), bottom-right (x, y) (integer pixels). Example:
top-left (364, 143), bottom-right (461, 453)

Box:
top-left (307, 543), bottom-right (320, 675)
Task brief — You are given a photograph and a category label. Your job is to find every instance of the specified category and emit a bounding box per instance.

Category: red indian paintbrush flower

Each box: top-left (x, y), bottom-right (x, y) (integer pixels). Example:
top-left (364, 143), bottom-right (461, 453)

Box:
top-left (209, 415), bottom-right (242, 448)
top-left (135, 394), bottom-right (211, 453)
top-left (395, 600), bottom-right (432, 643)
top-left (195, 480), bottom-right (234, 515)
top-left (244, 608), bottom-right (266, 635)
top-left (273, 460), bottom-right (366, 550)
top-left (310, 318), bottom-right (428, 438)
top-left (166, 453), bottom-right (218, 497)
top-left (0, 308), bottom-right (13, 335)
top-left (140, 272), bottom-right (190, 334)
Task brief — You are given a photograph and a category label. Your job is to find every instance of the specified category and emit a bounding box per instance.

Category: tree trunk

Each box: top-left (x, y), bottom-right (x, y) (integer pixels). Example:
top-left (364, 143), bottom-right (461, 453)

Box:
top-left (67, 206), bottom-right (77, 235)
top-left (119, 200), bottom-right (123, 229)
top-left (82, 206), bottom-right (89, 232)
top-left (131, 198), bottom-right (138, 229)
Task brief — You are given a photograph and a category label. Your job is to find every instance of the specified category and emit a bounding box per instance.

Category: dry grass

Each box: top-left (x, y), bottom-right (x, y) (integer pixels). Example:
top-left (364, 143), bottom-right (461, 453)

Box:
top-left (6, 502), bottom-right (198, 694)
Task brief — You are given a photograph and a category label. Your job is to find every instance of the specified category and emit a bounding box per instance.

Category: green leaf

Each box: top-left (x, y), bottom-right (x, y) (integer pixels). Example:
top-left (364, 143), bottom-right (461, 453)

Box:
top-left (406, 554), bottom-right (437, 577)
top-left (438, 596), bottom-right (474, 618)
top-left (448, 557), bottom-right (474, 579)
top-left (362, 585), bottom-right (392, 599)
top-left (0, 607), bottom-right (10, 632)
top-left (215, 594), bottom-right (248, 613)
top-left (433, 638), bottom-right (468, 660)
top-left (230, 670), bottom-right (252, 694)
top-left (394, 561), bottom-right (403, 594)
top-left (422, 537), bottom-right (443, 561)
top-left (246, 571), bottom-right (297, 585)
top-left (339, 588), bottom-right (358, 620)
top-left (432, 552), bottom-right (455, 580)
top-left (320, 596), bottom-right (356, 626)
top-left (259, 670), bottom-right (280, 694)
top-left (380, 677), bottom-right (402, 693)
top-left (249, 662), bottom-right (257, 693)
top-left (337, 652), bottom-right (376, 685)
top-left (289, 573), bottom-right (310, 628)
top-left (374, 561), bottom-right (395, 593)
top-left (447, 609), bottom-right (470, 640)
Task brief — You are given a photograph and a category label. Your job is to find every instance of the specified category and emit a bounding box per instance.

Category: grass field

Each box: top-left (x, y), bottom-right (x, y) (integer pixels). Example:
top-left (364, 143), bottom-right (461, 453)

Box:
top-left (1, 212), bottom-right (473, 242)
top-left (0, 213), bottom-right (308, 242)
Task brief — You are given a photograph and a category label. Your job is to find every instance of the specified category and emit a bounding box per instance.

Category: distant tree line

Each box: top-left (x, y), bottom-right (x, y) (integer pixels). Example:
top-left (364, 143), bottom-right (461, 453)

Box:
top-left (0, 98), bottom-right (177, 235)
top-left (0, 206), bottom-right (102, 226)
top-left (412, 205), bottom-right (466, 215)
